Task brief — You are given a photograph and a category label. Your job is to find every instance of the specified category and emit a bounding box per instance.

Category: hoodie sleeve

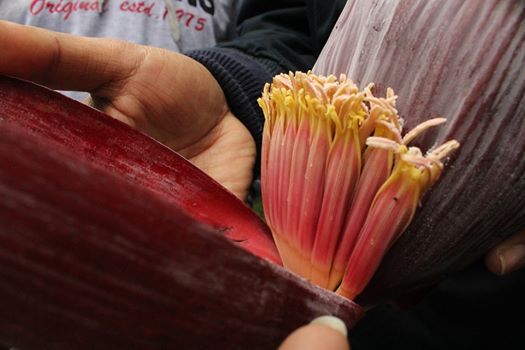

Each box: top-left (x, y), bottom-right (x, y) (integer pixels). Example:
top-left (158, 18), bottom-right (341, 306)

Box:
top-left (185, 0), bottom-right (344, 175)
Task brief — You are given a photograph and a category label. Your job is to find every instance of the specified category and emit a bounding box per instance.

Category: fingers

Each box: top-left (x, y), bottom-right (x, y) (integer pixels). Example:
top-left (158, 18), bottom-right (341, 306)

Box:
top-left (485, 230), bottom-right (525, 275)
top-left (0, 20), bottom-right (144, 92)
top-left (278, 316), bottom-right (350, 350)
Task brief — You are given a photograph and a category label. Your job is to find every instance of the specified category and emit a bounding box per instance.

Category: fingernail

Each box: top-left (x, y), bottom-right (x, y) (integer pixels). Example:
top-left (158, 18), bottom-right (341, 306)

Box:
top-left (310, 315), bottom-right (348, 337)
top-left (500, 244), bottom-right (525, 275)
top-left (498, 251), bottom-right (506, 275)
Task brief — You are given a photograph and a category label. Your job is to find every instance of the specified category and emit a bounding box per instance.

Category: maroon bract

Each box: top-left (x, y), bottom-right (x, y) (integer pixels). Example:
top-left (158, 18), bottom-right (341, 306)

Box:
top-left (314, 0), bottom-right (525, 303)
top-left (0, 76), bottom-right (362, 350)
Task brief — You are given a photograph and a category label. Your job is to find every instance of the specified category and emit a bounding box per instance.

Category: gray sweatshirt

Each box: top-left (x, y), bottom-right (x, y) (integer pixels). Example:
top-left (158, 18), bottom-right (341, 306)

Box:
top-left (0, 0), bottom-right (237, 98)
top-left (0, 0), bottom-right (236, 50)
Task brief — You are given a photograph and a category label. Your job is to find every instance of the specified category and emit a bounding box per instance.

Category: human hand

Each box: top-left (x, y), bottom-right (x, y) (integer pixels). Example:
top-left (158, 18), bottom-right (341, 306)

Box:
top-left (0, 20), bottom-right (256, 200)
top-left (278, 316), bottom-right (350, 350)
top-left (485, 230), bottom-right (525, 275)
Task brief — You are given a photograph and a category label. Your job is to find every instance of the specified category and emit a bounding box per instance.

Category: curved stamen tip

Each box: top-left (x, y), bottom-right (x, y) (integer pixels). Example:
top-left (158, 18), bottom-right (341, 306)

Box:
top-left (402, 117), bottom-right (447, 145)
top-left (366, 136), bottom-right (401, 152)
top-left (428, 140), bottom-right (461, 161)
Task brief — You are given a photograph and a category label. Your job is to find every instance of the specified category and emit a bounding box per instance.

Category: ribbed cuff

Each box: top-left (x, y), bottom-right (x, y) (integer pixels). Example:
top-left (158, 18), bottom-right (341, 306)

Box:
top-left (185, 47), bottom-right (278, 176)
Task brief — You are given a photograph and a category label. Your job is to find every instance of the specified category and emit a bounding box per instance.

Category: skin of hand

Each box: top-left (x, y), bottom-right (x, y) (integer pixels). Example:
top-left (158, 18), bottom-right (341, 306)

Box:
top-left (0, 20), bottom-right (256, 200)
top-left (485, 230), bottom-right (525, 275)
top-left (278, 316), bottom-right (350, 350)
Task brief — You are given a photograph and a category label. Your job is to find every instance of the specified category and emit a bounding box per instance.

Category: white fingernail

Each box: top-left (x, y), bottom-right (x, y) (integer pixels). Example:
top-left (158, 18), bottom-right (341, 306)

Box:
top-left (310, 315), bottom-right (348, 337)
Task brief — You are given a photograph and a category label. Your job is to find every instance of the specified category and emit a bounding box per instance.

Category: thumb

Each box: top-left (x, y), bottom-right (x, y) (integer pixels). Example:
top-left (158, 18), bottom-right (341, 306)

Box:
top-left (485, 229), bottom-right (525, 275)
top-left (278, 316), bottom-right (350, 350)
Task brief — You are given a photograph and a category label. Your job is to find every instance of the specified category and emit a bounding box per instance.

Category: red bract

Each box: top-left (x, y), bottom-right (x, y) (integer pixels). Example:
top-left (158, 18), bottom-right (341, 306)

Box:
top-left (0, 76), bottom-right (362, 349)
